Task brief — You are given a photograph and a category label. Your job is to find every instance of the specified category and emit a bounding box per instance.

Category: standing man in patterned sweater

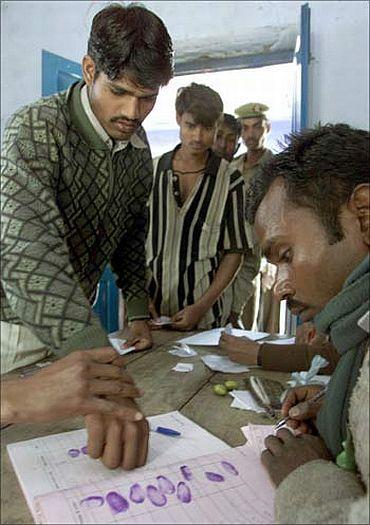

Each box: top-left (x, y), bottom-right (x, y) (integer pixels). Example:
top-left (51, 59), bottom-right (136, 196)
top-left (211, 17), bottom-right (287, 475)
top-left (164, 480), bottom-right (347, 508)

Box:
top-left (1, 4), bottom-right (173, 469)
top-left (147, 83), bottom-right (249, 330)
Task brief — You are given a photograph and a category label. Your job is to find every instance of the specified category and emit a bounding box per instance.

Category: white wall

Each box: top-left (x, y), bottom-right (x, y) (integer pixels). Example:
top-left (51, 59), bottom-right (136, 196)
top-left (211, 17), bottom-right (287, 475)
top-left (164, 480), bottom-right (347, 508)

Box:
top-left (0, 0), bottom-right (300, 135)
top-left (1, 1), bottom-right (369, 135)
top-left (308, 1), bottom-right (369, 129)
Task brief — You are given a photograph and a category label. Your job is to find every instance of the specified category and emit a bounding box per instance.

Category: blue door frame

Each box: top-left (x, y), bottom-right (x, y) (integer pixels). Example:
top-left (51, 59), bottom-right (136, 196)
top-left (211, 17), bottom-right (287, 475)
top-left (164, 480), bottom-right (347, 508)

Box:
top-left (292, 3), bottom-right (311, 133)
top-left (287, 3), bottom-right (310, 333)
top-left (42, 50), bottom-right (119, 332)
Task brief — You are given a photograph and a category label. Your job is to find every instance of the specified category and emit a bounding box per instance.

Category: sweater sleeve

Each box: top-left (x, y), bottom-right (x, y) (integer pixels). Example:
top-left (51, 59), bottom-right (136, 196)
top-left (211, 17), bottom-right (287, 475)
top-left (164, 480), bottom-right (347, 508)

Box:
top-left (275, 459), bottom-right (368, 524)
top-left (259, 342), bottom-right (340, 374)
top-left (1, 110), bottom-right (109, 354)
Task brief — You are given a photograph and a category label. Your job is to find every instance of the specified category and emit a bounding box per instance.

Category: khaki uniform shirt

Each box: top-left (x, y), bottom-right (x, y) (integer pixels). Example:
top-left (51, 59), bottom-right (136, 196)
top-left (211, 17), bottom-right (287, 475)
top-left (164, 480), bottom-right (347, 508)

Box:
top-left (229, 149), bottom-right (274, 314)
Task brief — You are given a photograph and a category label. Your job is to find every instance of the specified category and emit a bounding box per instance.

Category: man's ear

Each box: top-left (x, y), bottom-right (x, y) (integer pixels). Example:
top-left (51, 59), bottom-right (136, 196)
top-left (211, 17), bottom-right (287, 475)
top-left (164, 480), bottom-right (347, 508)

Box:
top-left (348, 183), bottom-right (370, 245)
top-left (175, 112), bottom-right (182, 126)
top-left (82, 55), bottom-right (97, 87)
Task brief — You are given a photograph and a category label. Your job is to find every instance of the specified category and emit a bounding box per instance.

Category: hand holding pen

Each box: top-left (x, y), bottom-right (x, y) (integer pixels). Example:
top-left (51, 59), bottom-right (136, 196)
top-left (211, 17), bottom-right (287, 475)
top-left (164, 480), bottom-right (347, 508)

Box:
top-left (275, 384), bottom-right (327, 434)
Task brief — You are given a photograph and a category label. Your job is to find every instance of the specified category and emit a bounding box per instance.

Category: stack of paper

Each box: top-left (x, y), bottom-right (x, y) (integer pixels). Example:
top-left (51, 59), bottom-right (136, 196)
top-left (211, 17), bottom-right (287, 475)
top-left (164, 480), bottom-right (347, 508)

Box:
top-left (242, 424), bottom-right (275, 454)
top-left (178, 328), bottom-right (269, 346)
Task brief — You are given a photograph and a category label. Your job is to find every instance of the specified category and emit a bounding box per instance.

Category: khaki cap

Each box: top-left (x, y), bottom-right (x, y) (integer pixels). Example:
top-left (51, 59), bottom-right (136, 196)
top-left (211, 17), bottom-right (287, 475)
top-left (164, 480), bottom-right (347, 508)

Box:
top-left (234, 102), bottom-right (269, 119)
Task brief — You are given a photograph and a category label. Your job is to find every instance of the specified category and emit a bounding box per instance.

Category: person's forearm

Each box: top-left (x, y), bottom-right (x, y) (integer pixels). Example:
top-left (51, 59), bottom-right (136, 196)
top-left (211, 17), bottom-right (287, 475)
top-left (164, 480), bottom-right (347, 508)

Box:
top-left (259, 342), bottom-right (340, 373)
top-left (196, 253), bottom-right (243, 312)
top-left (1, 379), bottom-right (23, 425)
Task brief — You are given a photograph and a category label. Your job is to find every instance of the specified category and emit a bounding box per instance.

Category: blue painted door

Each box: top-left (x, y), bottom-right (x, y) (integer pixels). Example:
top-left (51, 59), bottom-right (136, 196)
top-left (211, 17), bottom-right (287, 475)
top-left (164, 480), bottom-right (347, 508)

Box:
top-left (42, 50), bottom-right (119, 332)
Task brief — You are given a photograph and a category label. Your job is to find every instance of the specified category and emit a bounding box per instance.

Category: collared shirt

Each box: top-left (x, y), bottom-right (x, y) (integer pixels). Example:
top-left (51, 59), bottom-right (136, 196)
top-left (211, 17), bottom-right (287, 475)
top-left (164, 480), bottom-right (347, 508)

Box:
top-left (146, 146), bottom-right (249, 329)
top-left (231, 148), bottom-right (274, 187)
top-left (80, 85), bottom-right (147, 154)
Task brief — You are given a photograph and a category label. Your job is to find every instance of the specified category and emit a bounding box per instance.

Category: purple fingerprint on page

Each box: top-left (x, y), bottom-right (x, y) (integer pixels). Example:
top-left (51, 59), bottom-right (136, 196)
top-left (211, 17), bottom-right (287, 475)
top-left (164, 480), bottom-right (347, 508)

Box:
top-left (180, 465), bottom-right (193, 481)
top-left (220, 460), bottom-right (239, 476)
top-left (129, 483), bottom-right (145, 504)
top-left (80, 496), bottom-right (104, 508)
top-left (205, 471), bottom-right (225, 482)
top-left (67, 448), bottom-right (80, 458)
top-left (176, 482), bottom-right (192, 503)
top-left (147, 485), bottom-right (167, 507)
top-left (106, 491), bottom-right (129, 514)
top-left (156, 475), bottom-right (175, 494)
top-left (81, 446), bottom-right (88, 455)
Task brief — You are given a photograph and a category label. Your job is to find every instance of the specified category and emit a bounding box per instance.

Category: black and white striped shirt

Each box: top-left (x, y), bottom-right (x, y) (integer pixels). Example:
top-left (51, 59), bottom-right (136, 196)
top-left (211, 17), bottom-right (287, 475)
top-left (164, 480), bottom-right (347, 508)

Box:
top-left (146, 147), bottom-right (249, 329)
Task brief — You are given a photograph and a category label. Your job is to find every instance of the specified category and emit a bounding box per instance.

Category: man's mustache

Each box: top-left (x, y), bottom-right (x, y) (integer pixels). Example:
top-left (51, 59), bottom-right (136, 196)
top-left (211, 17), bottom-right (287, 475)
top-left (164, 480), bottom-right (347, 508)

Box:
top-left (286, 298), bottom-right (309, 311)
top-left (110, 116), bottom-right (140, 125)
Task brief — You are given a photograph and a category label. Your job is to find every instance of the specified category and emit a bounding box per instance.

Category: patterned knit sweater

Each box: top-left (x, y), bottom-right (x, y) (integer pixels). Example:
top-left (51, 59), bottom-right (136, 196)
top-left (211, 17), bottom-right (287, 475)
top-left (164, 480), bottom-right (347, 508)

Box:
top-left (1, 81), bottom-right (152, 354)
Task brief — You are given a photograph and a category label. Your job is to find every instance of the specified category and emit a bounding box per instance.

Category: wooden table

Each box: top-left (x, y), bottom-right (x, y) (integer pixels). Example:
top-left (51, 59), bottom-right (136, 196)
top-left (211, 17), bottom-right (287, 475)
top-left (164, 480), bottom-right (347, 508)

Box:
top-left (1, 330), bottom-right (290, 524)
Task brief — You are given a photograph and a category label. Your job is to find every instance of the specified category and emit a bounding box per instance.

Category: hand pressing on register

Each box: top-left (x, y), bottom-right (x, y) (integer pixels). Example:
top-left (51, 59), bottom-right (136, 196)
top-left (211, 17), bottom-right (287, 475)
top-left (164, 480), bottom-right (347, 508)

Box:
top-left (261, 428), bottom-right (332, 487)
top-left (219, 332), bottom-right (260, 365)
top-left (1, 348), bottom-right (143, 426)
top-left (85, 397), bottom-right (149, 470)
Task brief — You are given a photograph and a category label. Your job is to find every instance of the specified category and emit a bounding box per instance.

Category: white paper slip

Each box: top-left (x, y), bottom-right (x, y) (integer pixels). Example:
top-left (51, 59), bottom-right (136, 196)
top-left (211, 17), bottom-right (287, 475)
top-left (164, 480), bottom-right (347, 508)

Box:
top-left (308, 374), bottom-right (331, 385)
top-left (267, 337), bottom-right (296, 345)
top-left (201, 354), bottom-right (250, 373)
top-left (179, 328), bottom-right (269, 346)
top-left (151, 316), bottom-right (172, 326)
top-left (172, 363), bottom-right (194, 373)
top-left (7, 411), bottom-right (229, 524)
top-left (229, 390), bottom-right (266, 413)
top-left (34, 443), bottom-right (275, 524)
top-left (108, 335), bottom-right (136, 355)
top-left (168, 343), bottom-right (198, 358)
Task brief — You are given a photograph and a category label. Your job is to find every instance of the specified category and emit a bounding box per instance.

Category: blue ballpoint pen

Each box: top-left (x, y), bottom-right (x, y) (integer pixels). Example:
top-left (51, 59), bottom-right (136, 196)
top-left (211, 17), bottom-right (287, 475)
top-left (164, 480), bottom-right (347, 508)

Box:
top-left (153, 426), bottom-right (181, 437)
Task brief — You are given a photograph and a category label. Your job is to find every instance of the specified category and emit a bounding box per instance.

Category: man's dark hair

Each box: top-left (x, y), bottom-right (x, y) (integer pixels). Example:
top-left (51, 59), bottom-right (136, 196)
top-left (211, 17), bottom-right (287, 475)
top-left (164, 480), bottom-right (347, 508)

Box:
top-left (246, 123), bottom-right (370, 243)
top-left (87, 3), bottom-right (173, 88)
top-left (175, 83), bottom-right (223, 127)
top-left (222, 113), bottom-right (242, 137)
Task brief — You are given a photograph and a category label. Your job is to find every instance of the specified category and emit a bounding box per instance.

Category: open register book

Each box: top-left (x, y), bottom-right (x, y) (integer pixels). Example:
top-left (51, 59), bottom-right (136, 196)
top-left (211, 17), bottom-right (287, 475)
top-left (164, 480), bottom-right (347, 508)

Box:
top-left (7, 411), bottom-right (275, 524)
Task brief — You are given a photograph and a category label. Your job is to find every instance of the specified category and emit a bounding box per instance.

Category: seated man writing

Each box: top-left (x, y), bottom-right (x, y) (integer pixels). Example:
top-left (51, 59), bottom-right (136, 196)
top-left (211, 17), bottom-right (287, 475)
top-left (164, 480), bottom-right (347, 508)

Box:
top-left (146, 83), bottom-right (249, 330)
top-left (246, 123), bottom-right (369, 524)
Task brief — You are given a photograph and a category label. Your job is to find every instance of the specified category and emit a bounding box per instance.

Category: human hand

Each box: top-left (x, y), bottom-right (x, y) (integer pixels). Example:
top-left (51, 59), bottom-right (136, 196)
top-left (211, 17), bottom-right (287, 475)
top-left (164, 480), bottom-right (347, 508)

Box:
top-left (219, 333), bottom-right (260, 366)
top-left (295, 322), bottom-right (317, 344)
top-left (227, 311), bottom-right (243, 329)
top-left (148, 302), bottom-right (163, 330)
top-left (281, 384), bottom-right (325, 434)
top-left (85, 397), bottom-right (149, 469)
top-left (125, 320), bottom-right (153, 350)
top-left (2, 348), bottom-right (143, 425)
top-left (170, 303), bottom-right (205, 331)
top-left (261, 428), bottom-right (332, 486)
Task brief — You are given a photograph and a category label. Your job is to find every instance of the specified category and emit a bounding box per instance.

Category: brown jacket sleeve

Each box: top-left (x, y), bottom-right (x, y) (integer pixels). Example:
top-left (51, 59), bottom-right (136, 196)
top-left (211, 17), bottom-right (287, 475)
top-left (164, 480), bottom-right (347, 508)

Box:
top-left (259, 342), bottom-right (340, 374)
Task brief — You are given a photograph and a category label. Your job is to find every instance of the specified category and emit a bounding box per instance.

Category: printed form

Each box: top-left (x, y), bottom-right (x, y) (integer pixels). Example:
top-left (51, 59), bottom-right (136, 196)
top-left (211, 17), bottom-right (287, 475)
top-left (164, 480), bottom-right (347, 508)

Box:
top-left (8, 412), bottom-right (275, 524)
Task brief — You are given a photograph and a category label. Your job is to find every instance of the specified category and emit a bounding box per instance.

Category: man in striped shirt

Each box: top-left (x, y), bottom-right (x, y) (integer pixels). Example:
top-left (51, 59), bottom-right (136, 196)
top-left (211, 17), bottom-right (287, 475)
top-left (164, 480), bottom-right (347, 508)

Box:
top-left (147, 83), bottom-right (249, 330)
